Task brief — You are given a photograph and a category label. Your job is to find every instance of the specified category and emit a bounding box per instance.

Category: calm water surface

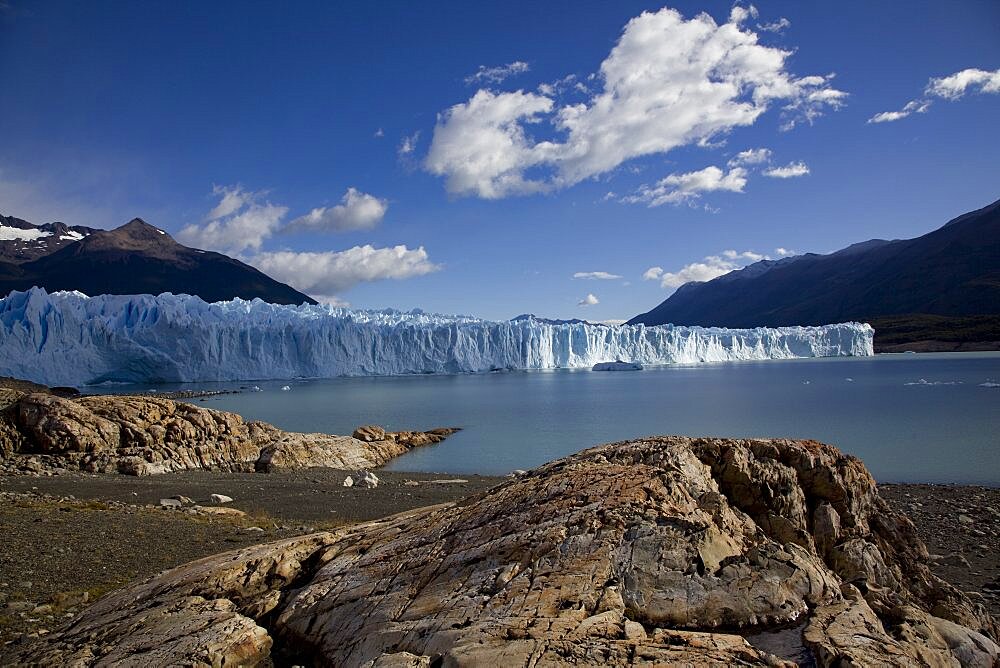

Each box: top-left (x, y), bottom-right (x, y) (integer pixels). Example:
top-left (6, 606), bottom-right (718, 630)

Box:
top-left (103, 353), bottom-right (1000, 485)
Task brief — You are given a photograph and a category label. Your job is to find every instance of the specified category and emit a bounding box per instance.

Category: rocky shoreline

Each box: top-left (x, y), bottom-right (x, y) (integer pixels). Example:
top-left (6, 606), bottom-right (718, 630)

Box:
top-left (3, 436), bottom-right (998, 666)
top-left (0, 385), bottom-right (459, 477)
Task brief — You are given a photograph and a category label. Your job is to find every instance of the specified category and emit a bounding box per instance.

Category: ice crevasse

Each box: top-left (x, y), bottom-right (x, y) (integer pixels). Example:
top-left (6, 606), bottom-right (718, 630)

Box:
top-left (0, 288), bottom-right (874, 386)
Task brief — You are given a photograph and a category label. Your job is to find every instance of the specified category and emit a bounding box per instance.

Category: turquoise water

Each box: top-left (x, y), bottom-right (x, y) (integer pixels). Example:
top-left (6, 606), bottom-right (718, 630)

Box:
top-left (108, 353), bottom-right (1000, 485)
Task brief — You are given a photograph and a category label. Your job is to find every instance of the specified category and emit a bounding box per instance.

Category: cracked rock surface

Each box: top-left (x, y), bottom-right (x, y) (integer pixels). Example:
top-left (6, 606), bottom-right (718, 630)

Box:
top-left (11, 437), bottom-right (999, 666)
top-left (0, 391), bottom-right (456, 475)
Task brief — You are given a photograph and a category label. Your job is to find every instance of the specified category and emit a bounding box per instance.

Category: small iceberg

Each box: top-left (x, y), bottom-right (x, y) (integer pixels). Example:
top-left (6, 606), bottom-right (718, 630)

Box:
top-left (592, 360), bottom-right (643, 372)
top-left (280, 385), bottom-right (291, 391)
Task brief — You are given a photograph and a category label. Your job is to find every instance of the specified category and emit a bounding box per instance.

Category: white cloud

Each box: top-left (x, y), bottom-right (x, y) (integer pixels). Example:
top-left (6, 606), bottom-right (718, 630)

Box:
top-left (398, 131), bottom-right (421, 157)
top-left (757, 17), bottom-right (791, 34)
top-left (287, 188), bottom-right (387, 233)
top-left (374, 128), bottom-right (384, 138)
top-left (577, 293), bottom-right (600, 306)
top-left (868, 99), bottom-right (931, 124)
top-left (642, 266), bottom-right (664, 281)
top-left (774, 247), bottom-right (798, 257)
top-left (624, 166), bottom-right (748, 207)
top-left (652, 248), bottom-right (791, 290)
top-left (425, 90), bottom-right (555, 199)
top-left (727, 148), bottom-right (772, 167)
top-left (426, 6), bottom-right (846, 199)
top-left (657, 250), bottom-right (758, 289)
top-left (178, 188), bottom-right (287, 254)
top-left (206, 184), bottom-right (261, 221)
top-left (573, 271), bottom-right (622, 280)
top-left (465, 61), bottom-right (530, 85)
top-left (250, 245), bottom-right (440, 300)
top-left (763, 161), bottom-right (810, 178)
top-left (927, 67), bottom-right (1000, 99)
top-left (869, 67), bottom-right (1000, 123)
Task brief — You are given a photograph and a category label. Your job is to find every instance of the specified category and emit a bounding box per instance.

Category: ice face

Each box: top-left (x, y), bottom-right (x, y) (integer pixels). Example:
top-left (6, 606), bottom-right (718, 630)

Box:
top-left (0, 288), bottom-right (875, 386)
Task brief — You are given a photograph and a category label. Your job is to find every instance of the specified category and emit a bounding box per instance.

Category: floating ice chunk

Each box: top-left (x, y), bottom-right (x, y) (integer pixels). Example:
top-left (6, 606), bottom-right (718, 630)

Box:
top-left (592, 360), bottom-right (643, 371)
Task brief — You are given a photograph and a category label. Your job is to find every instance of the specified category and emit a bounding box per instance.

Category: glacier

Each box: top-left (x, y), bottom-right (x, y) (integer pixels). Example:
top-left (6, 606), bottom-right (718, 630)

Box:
top-left (0, 288), bottom-right (874, 386)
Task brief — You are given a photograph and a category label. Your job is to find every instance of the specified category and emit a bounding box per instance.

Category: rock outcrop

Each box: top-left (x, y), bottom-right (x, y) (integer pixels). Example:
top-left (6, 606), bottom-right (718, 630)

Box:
top-left (11, 437), bottom-right (998, 666)
top-left (0, 391), bottom-right (458, 476)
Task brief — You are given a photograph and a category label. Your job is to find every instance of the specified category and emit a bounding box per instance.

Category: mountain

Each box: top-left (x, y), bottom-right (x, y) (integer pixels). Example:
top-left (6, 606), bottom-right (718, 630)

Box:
top-left (0, 214), bottom-right (99, 264)
top-left (0, 216), bottom-right (316, 305)
top-left (629, 199), bottom-right (1000, 350)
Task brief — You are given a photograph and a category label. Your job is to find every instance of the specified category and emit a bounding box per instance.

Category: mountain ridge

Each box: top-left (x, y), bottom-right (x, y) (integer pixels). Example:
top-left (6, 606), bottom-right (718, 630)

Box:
top-left (0, 215), bottom-right (316, 305)
top-left (629, 198), bottom-right (1000, 349)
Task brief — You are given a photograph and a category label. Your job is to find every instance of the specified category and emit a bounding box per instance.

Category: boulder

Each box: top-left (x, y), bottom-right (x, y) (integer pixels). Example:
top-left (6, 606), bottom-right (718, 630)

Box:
top-left (354, 470), bottom-right (379, 489)
top-left (352, 425), bottom-right (386, 442)
top-left (12, 437), bottom-right (998, 666)
top-left (210, 494), bottom-right (233, 504)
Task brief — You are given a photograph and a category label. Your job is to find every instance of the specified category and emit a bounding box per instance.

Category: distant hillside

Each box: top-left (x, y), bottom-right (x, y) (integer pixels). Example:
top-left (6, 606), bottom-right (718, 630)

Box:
top-left (0, 216), bottom-right (316, 305)
top-left (629, 199), bottom-right (1000, 350)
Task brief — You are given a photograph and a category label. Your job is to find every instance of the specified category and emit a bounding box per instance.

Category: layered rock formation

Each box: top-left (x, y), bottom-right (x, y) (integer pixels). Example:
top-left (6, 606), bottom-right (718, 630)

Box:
top-left (12, 437), bottom-right (998, 666)
top-left (0, 391), bottom-right (457, 475)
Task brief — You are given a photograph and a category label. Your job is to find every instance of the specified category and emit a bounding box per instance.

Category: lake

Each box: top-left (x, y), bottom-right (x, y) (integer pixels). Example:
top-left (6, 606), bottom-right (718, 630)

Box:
top-left (106, 352), bottom-right (1000, 485)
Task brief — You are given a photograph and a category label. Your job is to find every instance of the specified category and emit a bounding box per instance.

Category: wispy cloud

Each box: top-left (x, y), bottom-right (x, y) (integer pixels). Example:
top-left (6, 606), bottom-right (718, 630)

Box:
top-left (869, 67), bottom-right (1000, 123)
top-left (622, 166), bottom-right (748, 207)
top-left (763, 161), bottom-right (810, 178)
top-left (465, 61), bottom-right (530, 85)
top-left (573, 271), bottom-right (622, 280)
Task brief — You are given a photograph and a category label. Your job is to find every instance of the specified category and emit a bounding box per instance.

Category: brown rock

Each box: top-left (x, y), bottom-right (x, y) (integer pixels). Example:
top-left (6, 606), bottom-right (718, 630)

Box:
top-left (13, 437), bottom-right (999, 666)
top-left (0, 392), bottom-right (454, 476)
top-left (353, 425), bottom-right (386, 442)
top-left (16, 393), bottom-right (120, 454)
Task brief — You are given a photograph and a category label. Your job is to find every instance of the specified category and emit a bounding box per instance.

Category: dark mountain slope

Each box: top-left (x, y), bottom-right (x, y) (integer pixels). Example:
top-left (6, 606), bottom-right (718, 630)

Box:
top-left (629, 199), bottom-right (1000, 332)
top-left (0, 214), bottom-right (98, 264)
top-left (0, 217), bottom-right (316, 305)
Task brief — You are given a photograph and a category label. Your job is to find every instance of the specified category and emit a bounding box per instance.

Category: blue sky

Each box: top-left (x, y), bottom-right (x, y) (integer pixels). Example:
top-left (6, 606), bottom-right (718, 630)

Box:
top-left (1, 1), bottom-right (998, 321)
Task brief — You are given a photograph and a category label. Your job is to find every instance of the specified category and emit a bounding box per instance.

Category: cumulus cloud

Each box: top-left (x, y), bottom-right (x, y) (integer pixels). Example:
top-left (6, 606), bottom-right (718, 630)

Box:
top-left (727, 148), bottom-right (772, 167)
top-left (573, 271), bottom-right (622, 280)
top-left (869, 67), bottom-right (1000, 123)
top-left (425, 90), bottom-right (554, 199)
top-left (652, 248), bottom-right (792, 290)
top-left (179, 188), bottom-right (287, 254)
top-left (286, 188), bottom-right (387, 233)
top-left (624, 166), bottom-right (748, 207)
top-left (763, 161), bottom-right (810, 178)
top-left (642, 266), bottom-right (664, 281)
top-left (577, 293), bottom-right (600, 306)
top-left (180, 185), bottom-right (435, 302)
top-left (426, 6), bottom-right (846, 199)
top-left (465, 61), bottom-right (530, 85)
top-left (250, 245), bottom-right (440, 301)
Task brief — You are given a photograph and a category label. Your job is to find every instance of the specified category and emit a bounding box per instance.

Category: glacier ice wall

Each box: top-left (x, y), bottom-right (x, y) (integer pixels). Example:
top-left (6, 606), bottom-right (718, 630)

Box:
top-left (0, 288), bottom-right (874, 386)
